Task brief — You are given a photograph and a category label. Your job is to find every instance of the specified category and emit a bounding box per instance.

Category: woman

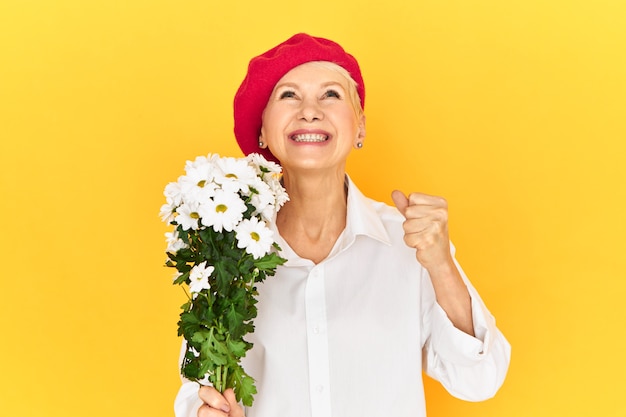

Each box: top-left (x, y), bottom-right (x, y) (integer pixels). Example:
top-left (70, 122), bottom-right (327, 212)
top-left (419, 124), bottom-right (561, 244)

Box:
top-left (175, 33), bottom-right (511, 417)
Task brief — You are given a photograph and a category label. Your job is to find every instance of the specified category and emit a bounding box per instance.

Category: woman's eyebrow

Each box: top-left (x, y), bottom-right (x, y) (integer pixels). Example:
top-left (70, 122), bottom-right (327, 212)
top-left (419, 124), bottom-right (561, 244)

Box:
top-left (320, 81), bottom-right (345, 89)
top-left (274, 82), bottom-right (298, 90)
top-left (274, 81), bottom-right (346, 90)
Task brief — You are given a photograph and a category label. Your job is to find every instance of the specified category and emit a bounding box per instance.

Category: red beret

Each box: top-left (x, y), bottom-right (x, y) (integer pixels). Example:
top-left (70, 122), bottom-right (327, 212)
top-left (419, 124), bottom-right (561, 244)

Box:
top-left (233, 33), bottom-right (365, 163)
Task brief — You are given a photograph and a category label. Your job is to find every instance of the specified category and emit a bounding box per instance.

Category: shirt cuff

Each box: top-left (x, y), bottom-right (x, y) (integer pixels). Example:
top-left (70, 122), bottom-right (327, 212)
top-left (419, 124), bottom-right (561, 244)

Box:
top-left (430, 293), bottom-right (497, 366)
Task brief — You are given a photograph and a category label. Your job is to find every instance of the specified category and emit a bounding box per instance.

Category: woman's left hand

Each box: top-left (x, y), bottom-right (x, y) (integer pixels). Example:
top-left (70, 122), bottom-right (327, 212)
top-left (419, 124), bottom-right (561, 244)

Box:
top-left (391, 190), bottom-right (454, 272)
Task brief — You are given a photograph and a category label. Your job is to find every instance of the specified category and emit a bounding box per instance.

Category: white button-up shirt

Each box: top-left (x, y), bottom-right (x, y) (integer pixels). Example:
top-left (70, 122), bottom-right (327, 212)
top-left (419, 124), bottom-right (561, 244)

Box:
top-left (175, 178), bottom-right (511, 417)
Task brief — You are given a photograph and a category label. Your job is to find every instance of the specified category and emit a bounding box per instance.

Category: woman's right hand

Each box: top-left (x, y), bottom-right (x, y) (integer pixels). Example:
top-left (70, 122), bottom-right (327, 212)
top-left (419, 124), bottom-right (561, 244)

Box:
top-left (197, 386), bottom-right (245, 417)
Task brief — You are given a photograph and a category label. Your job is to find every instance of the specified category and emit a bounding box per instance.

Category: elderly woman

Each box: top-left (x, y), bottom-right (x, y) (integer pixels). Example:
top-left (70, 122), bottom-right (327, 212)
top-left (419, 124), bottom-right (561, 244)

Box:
top-left (175, 33), bottom-right (511, 417)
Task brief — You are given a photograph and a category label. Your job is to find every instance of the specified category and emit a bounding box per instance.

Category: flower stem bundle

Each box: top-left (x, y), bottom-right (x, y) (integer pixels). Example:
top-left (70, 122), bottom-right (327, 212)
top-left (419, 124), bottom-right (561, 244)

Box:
top-left (161, 153), bottom-right (288, 406)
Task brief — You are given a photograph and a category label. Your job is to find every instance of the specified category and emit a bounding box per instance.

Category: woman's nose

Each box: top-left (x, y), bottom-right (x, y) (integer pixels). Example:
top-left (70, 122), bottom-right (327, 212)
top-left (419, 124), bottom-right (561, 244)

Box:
top-left (297, 98), bottom-right (323, 122)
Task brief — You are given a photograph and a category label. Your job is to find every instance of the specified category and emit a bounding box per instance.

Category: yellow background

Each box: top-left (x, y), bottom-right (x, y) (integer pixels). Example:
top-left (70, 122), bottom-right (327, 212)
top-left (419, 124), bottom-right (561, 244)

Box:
top-left (1, 0), bottom-right (625, 416)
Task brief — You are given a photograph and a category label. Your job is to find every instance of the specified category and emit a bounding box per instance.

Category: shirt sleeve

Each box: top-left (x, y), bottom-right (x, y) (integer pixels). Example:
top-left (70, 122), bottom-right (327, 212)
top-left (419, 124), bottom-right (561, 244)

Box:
top-left (173, 342), bottom-right (204, 417)
top-left (174, 380), bottom-right (203, 417)
top-left (421, 250), bottom-right (512, 401)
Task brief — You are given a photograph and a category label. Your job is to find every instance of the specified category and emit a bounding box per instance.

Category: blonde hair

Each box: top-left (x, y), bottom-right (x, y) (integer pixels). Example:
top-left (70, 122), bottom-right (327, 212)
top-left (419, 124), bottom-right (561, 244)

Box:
top-left (308, 61), bottom-right (364, 119)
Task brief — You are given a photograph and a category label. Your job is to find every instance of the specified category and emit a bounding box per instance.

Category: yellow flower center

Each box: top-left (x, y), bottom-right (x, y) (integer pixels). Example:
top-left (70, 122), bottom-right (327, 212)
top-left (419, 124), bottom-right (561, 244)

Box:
top-left (197, 180), bottom-right (206, 187)
top-left (215, 204), bottom-right (228, 213)
top-left (190, 212), bottom-right (200, 219)
top-left (225, 173), bottom-right (238, 179)
top-left (250, 232), bottom-right (260, 242)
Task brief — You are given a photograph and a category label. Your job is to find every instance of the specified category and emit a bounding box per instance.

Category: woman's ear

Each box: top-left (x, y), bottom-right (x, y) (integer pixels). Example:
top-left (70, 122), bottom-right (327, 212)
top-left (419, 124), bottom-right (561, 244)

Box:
top-left (355, 114), bottom-right (366, 148)
top-left (358, 114), bottom-right (366, 139)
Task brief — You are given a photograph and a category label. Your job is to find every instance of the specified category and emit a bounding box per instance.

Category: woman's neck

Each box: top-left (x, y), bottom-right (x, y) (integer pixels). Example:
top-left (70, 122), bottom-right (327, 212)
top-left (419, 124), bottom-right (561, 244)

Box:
top-left (276, 170), bottom-right (348, 263)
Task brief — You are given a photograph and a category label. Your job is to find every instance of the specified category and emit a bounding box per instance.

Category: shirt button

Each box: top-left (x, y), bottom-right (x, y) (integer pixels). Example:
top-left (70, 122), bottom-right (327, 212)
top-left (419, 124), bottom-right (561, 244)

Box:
top-left (313, 325), bottom-right (320, 334)
top-left (316, 385), bottom-right (324, 393)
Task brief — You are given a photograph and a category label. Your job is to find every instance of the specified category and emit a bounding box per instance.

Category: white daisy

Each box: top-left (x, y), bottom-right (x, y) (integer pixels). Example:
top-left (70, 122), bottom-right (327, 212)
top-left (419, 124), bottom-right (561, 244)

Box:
top-left (165, 231), bottom-right (188, 253)
top-left (268, 177), bottom-right (289, 209)
top-left (189, 261), bottom-right (213, 296)
top-left (198, 189), bottom-right (247, 232)
top-left (179, 166), bottom-right (218, 205)
top-left (214, 157), bottom-right (257, 194)
top-left (246, 177), bottom-right (274, 216)
top-left (258, 203), bottom-right (277, 223)
top-left (185, 153), bottom-right (219, 172)
top-left (246, 153), bottom-right (282, 176)
top-left (235, 217), bottom-right (275, 259)
top-left (164, 181), bottom-right (183, 206)
top-left (176, 202), bottom-right (202, 230)
top-left (159, 201), bottom-right (177, 224)
top-left (260, 179), bottom-right (288, 223)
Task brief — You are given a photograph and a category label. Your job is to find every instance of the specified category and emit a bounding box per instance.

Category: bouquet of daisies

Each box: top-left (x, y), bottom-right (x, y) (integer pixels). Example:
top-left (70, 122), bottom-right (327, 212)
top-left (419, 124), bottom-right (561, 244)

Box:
top-left (160, 153), bottom-right (288, 406)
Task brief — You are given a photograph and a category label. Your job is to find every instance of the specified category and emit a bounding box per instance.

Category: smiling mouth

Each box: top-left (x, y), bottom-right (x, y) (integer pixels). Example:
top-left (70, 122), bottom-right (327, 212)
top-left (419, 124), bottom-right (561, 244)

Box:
top-left (290, 133), bottom-right (329, 143)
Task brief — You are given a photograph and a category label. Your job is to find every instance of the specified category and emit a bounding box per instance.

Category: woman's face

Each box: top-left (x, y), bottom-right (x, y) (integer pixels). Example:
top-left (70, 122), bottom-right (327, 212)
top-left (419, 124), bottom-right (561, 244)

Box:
top-left (260, 62), bottom-right (365, 173)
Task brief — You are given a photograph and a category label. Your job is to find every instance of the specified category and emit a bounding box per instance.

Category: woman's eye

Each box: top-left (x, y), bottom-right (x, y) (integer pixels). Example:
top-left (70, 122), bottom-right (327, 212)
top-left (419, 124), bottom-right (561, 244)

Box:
top-left (279, 91), bottom-right (296, 99)
top-left (323, 89), bottom-right (341, 99)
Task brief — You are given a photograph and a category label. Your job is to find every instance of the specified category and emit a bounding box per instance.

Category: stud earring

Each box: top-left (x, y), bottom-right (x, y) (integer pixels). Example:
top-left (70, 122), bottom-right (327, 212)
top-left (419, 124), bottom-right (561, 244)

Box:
top-left (258, 141), bottom-right (265, 148)
top-left (356, 142), bottom-right (363, 149)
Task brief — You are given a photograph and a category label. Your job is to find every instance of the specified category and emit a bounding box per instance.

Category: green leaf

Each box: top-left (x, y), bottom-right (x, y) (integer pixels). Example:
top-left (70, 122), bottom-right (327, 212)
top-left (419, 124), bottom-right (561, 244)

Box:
top-left (254, 252), bottom-right (287, 271)
top-left (178, 312), bottom-right (201, 339)
top-left (189, 293), bottom-right (215, 325)
top-left (232, 366), bottom-right (257, 407)
top-left (191, 330), bottom-right (210, 344)
top-left (198, 358), bottom-right (214, 378)
top-left (226, 304), bottom-right (246, 339)
top-left (213, 261), bottom-right (229, 295)
top-left (172, 271), bottom-right (189, 285)
top-left (227, 337), bottom-right (248, 358)
top-left (177, 226), bottom-right (191, 244)
top-left (182, 359), bottom-right (200, 379)
top-left (205, 349), bottom-right (228, 366)
top-left (229, 286), bottom-right (246, 306)
top-left (238, 257), bottom-right (255, 275)
top-left (174, 247), bottom-right (195, 263)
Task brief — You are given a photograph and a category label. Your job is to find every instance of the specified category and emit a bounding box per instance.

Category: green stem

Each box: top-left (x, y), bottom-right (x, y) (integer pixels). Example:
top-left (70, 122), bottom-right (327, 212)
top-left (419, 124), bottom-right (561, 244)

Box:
top-left (207, 228), bottom-right (220, 255)
top-left (216, 365), bottom-right (222, 393)
top-left (181, 286), bottom-right (191, 302)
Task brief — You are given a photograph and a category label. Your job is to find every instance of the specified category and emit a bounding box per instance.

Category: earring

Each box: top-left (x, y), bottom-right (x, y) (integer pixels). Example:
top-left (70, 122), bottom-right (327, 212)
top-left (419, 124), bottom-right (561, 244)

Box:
top-left (356, 142), bottom-right (363, 149)
top-left (258, 141), bottom-right (265, 148)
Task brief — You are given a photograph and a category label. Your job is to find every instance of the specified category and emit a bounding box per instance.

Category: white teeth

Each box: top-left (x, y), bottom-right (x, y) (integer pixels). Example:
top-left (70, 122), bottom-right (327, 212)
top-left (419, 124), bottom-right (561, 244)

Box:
top-left (292, 133), bottom-right (328, 142)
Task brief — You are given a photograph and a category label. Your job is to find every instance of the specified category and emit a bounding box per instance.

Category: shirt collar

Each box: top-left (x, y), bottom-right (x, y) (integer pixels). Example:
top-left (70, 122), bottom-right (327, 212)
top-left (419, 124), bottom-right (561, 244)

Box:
top-left (271, 175), bottom-right (392, 267)
top-left (343, 175), bottom-right (392, 247)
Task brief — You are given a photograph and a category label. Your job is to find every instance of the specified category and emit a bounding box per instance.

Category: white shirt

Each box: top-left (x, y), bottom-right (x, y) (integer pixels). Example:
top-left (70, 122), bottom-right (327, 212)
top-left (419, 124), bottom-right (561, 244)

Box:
top-left (175, 178), bottom-right (511, 417)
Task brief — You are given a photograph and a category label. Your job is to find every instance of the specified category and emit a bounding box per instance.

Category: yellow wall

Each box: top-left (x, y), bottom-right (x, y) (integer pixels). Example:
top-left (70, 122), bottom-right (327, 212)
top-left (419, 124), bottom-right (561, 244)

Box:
top-left (1, 1), bottom-right (625, 416)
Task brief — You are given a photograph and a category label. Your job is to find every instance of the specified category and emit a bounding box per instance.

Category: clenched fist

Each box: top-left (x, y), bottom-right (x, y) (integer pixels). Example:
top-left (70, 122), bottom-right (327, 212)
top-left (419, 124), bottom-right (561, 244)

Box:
top-left (391, 190), bottom-right (454, 273)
